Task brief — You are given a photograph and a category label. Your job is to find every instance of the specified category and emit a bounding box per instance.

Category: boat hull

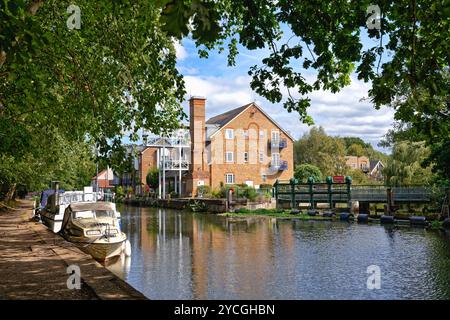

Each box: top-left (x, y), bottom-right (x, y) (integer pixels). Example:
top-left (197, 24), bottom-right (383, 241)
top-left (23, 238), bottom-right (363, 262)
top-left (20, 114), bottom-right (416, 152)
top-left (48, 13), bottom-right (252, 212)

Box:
top-left (66, 233), bottom-right (127, 261)
top-left (78, 240), bottom-right (125, 261)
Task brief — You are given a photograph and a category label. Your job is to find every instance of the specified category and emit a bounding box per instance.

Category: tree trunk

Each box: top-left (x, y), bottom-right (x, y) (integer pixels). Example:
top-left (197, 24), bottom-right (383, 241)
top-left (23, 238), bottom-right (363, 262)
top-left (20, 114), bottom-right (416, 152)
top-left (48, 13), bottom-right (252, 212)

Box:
top-left (5, 183), bottom-right (16, 203)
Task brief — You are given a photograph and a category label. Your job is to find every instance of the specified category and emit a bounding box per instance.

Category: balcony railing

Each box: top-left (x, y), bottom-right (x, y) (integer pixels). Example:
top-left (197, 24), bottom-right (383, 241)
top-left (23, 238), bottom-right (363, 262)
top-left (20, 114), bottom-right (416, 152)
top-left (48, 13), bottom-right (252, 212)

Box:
top-left (270, 160), bottom-right (288, 171)
top-left (160, 159), bottom-right (190, 170)
top-left (270, 138), bottom-right (287, 149)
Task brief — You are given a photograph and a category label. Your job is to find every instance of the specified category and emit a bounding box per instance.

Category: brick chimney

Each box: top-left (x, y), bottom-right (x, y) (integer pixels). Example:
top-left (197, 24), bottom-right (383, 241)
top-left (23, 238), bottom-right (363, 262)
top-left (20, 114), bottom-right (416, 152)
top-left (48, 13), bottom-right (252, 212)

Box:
top-left (188, 96), bottom-right (208, 196)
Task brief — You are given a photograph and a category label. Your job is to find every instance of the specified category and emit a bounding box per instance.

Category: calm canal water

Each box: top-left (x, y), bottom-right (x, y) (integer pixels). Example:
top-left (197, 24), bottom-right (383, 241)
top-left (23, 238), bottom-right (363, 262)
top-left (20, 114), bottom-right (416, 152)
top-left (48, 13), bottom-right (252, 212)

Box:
top-left (106, 205), bottom-right (450, 300)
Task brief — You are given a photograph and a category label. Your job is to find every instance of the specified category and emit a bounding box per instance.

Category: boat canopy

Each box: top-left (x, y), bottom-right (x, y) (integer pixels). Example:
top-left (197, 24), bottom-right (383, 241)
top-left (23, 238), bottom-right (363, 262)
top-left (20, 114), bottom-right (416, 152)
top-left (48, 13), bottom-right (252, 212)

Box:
top-left (68, 202), bottom-right (116, 212)
top-left (40, 189), bottom-right (65, 208)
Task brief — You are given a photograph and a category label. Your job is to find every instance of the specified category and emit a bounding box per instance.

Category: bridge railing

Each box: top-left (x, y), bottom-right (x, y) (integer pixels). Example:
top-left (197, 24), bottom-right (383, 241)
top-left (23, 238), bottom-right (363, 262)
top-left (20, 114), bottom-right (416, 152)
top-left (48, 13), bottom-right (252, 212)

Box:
top-left (274, 179), bottom-right (434, 209)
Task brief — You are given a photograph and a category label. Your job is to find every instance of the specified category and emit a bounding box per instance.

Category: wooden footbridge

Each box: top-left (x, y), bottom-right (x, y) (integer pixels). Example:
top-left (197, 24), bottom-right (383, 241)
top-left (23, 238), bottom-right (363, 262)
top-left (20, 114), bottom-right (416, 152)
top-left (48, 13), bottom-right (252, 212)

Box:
top-left (274, 177), bottom-right (443, 209)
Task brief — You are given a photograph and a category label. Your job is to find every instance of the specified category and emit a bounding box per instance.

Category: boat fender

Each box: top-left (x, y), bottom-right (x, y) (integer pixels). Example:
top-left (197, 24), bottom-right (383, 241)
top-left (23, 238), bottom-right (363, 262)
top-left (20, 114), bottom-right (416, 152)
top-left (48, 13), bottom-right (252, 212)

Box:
top-left (290, 209), bottom-right (300, 215)
top-left (123, 240), bottom-right (132, 257)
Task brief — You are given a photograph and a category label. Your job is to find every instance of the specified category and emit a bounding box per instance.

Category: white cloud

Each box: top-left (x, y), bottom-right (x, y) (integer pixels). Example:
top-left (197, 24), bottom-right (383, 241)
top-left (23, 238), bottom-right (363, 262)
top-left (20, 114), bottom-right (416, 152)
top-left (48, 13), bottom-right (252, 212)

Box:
top-left (182, 74), bottom-right (394, 151)
top-left (173, 40), bottom-right (187, 61)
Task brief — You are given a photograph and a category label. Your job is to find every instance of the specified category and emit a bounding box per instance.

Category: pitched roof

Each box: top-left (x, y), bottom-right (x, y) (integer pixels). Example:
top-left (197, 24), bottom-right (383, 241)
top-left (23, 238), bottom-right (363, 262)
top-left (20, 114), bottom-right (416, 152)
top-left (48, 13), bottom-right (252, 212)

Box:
top-left (206, 103), bottom-right (252, 127)
top-left (206, 102), bottom-right (294, 141)
top-left (370, 160), bottom-right (384, 172)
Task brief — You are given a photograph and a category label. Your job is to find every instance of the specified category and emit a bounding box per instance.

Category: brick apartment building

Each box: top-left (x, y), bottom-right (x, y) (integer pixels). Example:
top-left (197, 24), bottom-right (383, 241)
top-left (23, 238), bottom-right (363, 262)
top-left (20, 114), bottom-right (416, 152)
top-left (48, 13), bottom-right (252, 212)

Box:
top-left (121, 97), bottom-right (294, 197)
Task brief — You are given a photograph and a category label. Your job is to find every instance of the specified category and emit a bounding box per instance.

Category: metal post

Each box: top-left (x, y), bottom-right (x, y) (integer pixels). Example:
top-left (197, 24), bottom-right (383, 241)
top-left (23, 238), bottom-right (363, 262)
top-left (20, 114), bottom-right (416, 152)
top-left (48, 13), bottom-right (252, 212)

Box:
top-left (157, 149), bottom-right (161, 199)
top-left (327, 176), bottom-right (332, 209)
top-left (308, 177), bottom-right (314, 209)
top-left (346, 176), bottom-right (352, 208)
top-left (179, 145), bottom-right (182, 196)
top-left (162, 142), bottom-right (166, 199)
top-left (290, 178), bottom-right (296, 209)
top-left (274, 180), bottom-right (278, 207)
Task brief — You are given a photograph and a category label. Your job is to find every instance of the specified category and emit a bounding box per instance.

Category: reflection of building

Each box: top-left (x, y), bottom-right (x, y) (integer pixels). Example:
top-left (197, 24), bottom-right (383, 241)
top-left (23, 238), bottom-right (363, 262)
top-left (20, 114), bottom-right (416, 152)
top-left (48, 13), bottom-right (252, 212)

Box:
top-left (119, 96), bottom-right (294, 198)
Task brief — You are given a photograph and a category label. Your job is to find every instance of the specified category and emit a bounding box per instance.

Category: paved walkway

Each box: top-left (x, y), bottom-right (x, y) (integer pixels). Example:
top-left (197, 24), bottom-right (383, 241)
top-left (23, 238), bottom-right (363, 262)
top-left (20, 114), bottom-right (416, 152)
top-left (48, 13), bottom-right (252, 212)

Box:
top-left (0, 200), bottom-right (146, 300)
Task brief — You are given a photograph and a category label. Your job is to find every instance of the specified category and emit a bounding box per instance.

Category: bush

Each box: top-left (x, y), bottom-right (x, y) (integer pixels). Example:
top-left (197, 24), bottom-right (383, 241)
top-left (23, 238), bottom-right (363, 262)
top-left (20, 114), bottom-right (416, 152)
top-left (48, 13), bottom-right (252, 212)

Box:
top-left (116, 186), bottom-right (125, 197)
top-left (169, 191), bottom-right (178, 198)
top-left (245, 187), bottom-right (258, 201)
top-left (197, 185), bottom-right (211, 197)
top-left (294, 164), bottom-right (323, 183)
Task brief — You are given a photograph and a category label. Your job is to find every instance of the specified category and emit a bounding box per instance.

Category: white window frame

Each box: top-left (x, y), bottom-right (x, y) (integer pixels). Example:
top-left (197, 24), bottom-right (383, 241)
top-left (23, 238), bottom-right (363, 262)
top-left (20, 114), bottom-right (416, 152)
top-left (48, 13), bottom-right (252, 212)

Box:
top-left (225, 151), bottom-right (234, 163)
top-left (225, 173), bottom-right (235, 184)
top-left (271, 130), bottom-right (280, 142)
top-left (272, 152), bottom-right (280, 166)
top-left (243, 130), bottom-right (249, 139)
top-left (259, 130), bottom-right (264, 138)
top-left (225, 129), bottom-right (234, 140)
top-left (259, 151), bottom-right (264, 162)
top-left (244, 152), bottom-right (248, 162)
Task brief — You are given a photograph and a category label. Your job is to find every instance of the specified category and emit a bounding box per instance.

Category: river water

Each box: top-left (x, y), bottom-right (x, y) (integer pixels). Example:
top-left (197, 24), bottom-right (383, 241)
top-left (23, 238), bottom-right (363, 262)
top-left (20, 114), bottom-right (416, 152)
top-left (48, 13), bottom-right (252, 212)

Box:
top-left (106, 205), bottom-right (450, 300)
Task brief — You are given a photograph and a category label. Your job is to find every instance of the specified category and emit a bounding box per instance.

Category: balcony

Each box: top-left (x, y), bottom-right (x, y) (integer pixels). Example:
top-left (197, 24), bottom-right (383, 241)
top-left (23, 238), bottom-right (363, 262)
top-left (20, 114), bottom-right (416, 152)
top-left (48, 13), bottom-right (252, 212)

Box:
top-left (270, 138), bottom-right (287, 149)
top-left (160, 159), bottom-right (189, 170)
top-left (270, 160), bottom-right (288, 171)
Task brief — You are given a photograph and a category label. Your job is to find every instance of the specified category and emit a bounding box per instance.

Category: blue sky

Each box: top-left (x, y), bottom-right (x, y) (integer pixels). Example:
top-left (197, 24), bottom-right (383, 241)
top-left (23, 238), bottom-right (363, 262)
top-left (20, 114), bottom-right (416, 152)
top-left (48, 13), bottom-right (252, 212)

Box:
top-left (174, 26), bottom-right (394, 152)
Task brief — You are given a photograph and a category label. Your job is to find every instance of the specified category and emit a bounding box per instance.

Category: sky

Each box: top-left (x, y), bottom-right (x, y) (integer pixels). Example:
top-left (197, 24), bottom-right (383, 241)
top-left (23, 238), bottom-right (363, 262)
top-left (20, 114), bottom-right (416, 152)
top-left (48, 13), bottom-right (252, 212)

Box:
top-left (174, 28), bottom-right (395, 153)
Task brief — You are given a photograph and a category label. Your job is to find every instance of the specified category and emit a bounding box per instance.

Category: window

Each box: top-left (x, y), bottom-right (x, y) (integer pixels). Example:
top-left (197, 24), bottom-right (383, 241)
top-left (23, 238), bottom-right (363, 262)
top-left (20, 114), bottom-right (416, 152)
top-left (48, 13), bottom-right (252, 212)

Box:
top-left (244, 152), bottom-right (248, 162)
top-left (271, 130), bottom-right (280, 142)
top-left (352, 163), bottom-right (357, 168)
top-left (225, 173), bottom-right (235, 184)
top-left (259, 151), bottom-right (264, 162)
top-left (225, 151), bottom-right (234, 163)
top-left (243, 130), bottom-right (249, 139)
top-left (272, 153), bottom-right (280, 166)
top-left (262, 175), bottom-right (267, 182)
top-left (225, 129), bottom-right (234, 140)
top-left (259, 130), bottom-right (264, 138)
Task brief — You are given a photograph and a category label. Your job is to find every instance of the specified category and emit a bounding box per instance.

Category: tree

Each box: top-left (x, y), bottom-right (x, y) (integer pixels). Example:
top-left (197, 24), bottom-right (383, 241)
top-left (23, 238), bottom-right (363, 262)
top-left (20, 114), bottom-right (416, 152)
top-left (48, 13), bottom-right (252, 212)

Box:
top-left (146, 167), bottom-right (159, 189)
top-left (294, 164), bottom-right (322, 183)
top-left (1, 1), bottom-right (186, 199)
top-left (294, 127), bottom-right (347, 177)
top-left (383, 141), bottom-right (435, 187)
top-left (157, 0), bottom-right (449, 180)
top-left (347, 144), bottom-right (366, 157)
top-left (342, 137), bottom-right (370, 150)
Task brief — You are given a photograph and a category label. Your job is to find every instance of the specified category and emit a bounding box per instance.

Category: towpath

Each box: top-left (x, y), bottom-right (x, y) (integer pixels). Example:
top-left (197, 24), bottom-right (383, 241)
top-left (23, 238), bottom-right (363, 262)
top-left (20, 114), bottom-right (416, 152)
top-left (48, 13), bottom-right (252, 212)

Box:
top-left (0, 200), bottom-right (146, 300)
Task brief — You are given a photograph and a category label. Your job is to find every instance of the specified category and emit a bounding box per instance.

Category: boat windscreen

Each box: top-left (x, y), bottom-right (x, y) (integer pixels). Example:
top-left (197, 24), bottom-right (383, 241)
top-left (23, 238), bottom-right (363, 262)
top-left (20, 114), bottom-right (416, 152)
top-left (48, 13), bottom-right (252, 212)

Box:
top-left (72, 210), bottom-right (115, 219)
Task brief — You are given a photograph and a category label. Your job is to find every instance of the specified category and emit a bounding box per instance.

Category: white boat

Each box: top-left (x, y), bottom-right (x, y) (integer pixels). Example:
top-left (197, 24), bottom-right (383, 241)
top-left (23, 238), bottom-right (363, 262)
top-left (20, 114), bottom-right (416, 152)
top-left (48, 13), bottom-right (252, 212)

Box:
top-left (59, 201), bottom-right (127, 261)
top-left (38, 185), bottom-right (97, 233)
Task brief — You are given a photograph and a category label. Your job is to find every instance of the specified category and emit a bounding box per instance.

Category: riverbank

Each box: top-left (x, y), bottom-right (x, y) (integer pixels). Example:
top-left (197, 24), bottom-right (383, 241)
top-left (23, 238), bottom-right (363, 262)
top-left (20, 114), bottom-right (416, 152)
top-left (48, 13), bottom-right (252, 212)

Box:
top-left (0, 200), bottom-right (146, 300)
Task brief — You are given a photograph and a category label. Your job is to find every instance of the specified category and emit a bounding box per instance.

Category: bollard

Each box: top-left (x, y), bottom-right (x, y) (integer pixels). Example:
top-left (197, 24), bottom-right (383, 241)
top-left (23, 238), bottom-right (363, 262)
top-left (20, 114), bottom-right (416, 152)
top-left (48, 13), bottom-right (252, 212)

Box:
top-left (409, 216), bottom-right (427, 226)
top-left (380, 215), bottom-right (395, 224)
top-left (339, 212), bottom-right (352, 221)
top-left (442, 218), bottom-right (450, 229)
top-left (357, 214), bottom-right (369, 223)
top-left (323, 210), bottom-right (334, 217)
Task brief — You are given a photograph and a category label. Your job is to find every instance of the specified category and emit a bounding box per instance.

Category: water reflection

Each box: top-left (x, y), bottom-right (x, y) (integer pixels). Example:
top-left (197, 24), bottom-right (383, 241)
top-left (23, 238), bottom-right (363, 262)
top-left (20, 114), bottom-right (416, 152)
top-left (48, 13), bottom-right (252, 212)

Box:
top-left (108, 206), bottom-right (450, 300)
